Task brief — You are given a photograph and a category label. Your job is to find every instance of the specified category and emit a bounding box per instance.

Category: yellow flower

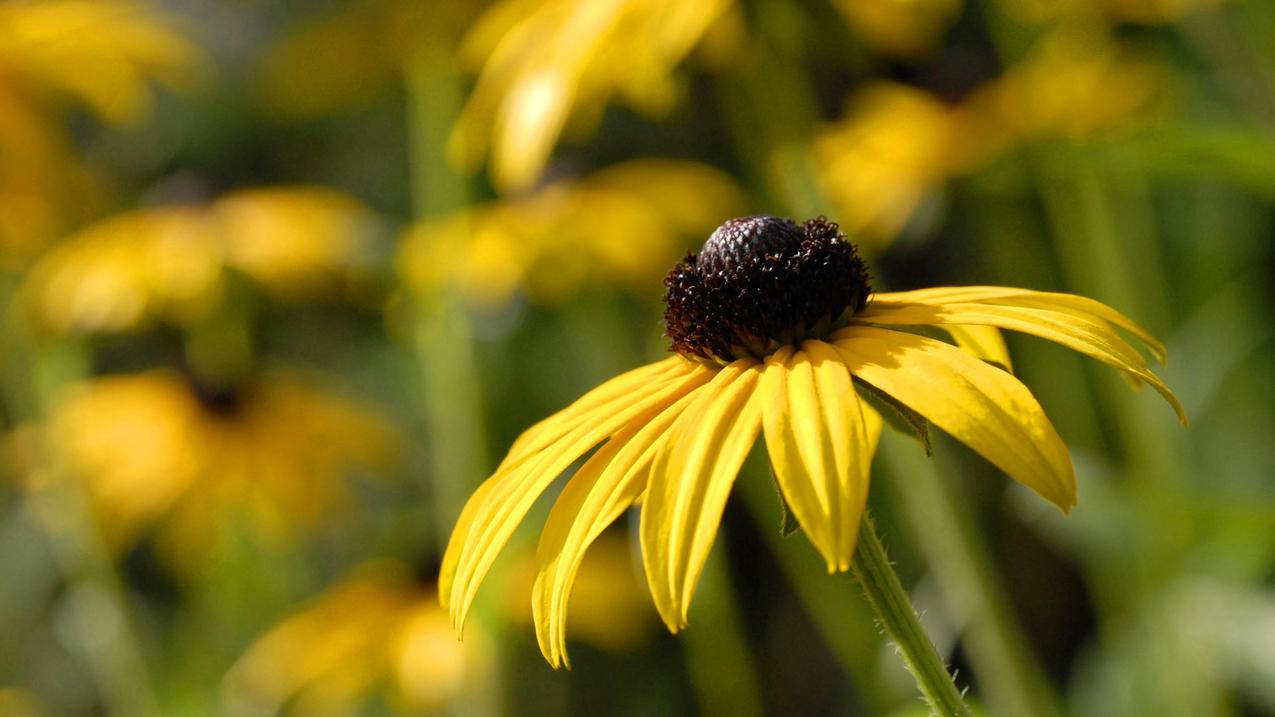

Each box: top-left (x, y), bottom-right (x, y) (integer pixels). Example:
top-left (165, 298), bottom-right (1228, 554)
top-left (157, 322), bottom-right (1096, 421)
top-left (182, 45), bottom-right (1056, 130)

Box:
top-left (0, 0), bottom-right (203, 262)
top-left (223, 561), bottom-right (490, 716)
top-left (449, 0), bottom-right (736, 191)
top-left (832, 0), bottom-right (962, 58)
top-left (20, 187), bottom-right (382, 335)
top-left (37, 369), bottom-right (396, 568)
top-left (0, 0), bottom-right (202, 124)
top-left (255, 0), bottom-right (475, 119)
top-left (815, 83), bottom-right (988, 248)
top-left (816, 31), bottom-right (1164, 248)
top-left (439, 215), bottom-right (1183, 667)
top-left (967, 26), bottom-right (1168, 140)
top-left (398, 159), bottom-right (746, 307)
top-left (0, 89), bottom-right (97, 263)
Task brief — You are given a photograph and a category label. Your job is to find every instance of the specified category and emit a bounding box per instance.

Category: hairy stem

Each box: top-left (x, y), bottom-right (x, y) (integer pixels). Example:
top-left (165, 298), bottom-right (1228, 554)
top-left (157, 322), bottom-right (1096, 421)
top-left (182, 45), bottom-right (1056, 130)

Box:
top-left (851, 513), bottom-right (972, 717)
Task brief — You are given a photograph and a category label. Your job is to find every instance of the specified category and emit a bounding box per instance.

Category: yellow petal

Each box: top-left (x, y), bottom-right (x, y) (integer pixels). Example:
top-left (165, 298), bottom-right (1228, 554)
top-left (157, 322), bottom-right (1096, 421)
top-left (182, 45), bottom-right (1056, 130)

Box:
top-left (854, 300), bottom-right (1185, 424)
top-left (442, 357), bottom-right (688, 606)
top-left (442, 361), bottom-right (710, 632)
top-left (532, 388), bottom-right (701, 668)
top-left (871, 286), bottom-right (1166, 363)
top-left (940, 324), bottom-right (1012, 371)
top-left (832, 326), bottom-right (1076, 511)
top-left (502, 356), bottom-right (689, 469)
top-left (640, 359), bottom-right (763, 632)
top-left (760, 342), bottom-right (872, 573)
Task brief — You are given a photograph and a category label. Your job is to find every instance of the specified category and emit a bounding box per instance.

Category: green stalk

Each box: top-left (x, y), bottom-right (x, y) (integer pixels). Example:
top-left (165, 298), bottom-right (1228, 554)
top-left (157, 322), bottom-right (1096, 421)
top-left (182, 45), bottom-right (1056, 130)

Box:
top-left (881, 437), bottom-right (1064, 717)
top-left (402, 47), bottom-right (488, 550)
top-left (850, 513), bottom-right (972, 717)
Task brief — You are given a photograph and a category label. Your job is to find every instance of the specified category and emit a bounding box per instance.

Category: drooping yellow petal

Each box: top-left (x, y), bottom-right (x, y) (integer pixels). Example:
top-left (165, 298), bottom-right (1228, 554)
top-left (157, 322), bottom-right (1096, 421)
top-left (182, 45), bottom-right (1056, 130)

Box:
top-left (532, 388), bottom-right (702, 668)
top-left (501, 356), bottom-right (689, 469)
top-left (444, 360), bottom-right (710, 631)
top-left (870, 286), bottom-right (1166, 363)
top-left (854, 299), bottom-right (1185, 424)
top-left (940, 324), bottom-right (1012, 371)
top-left (640, 359), bottom-right (763, 632)
top-left (441, 357), bottom-right (688, 607)
top-left (832, 326), bottom-right (1076, 511)
top-left (760, 342), bottom-right (872, 573)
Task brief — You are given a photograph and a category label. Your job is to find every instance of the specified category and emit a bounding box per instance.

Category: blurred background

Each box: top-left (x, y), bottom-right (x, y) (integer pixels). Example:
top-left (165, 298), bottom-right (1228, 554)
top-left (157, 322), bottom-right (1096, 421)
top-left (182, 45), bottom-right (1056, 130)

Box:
top-left (0, 0), bottom-right (1272, 715)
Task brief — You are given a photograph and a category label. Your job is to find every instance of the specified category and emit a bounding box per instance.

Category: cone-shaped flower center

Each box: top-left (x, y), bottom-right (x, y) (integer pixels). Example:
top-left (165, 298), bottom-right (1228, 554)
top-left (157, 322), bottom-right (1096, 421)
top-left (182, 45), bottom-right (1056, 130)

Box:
top-left (663, 215), bottom-right (871, 361)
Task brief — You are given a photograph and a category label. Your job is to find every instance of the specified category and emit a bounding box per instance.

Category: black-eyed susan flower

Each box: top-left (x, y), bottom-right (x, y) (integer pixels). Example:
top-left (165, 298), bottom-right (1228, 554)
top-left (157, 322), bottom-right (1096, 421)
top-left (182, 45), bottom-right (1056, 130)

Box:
top-left (449, 0), bottom-right (738, 191)
top-left (440, 214), bottom-right (1183, 668)
top-left (0, 0), bottom-right (204, 261)
top-left (398, 159), bottom-right (745, 308)
top-left (26, 368), bottom-right (396, 572)
top-left (815, 29), bottom-right (1167, 251)
top-left (815, 83), bottom-right (990, 249)
top-left (224, 561), bottom-right (491, 716)
top-left (19, 186), bottom-right (382, 335)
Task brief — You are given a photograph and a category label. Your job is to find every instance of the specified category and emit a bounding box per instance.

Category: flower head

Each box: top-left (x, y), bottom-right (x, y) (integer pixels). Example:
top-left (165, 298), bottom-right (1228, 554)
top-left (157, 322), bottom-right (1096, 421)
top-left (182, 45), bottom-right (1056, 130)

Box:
top-left (224, 561), bottom-right (490, 716)
top-left (398, 159), bottom-right (745, 307)
top-left (25, 369), bottom-right (396, 573)
top-left (20, 187), bottom-right (382, 336)
top-left (441, 215), bottom-right (1184, 667)
top-left (449, 0), bottom-right (736, 190)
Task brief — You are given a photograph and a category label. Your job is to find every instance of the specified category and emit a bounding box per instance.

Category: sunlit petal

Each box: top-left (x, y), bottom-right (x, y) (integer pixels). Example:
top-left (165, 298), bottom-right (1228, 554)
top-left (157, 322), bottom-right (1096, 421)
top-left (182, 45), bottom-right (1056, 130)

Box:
top-left (870, 286), bottom-right (1166, 362)
top-left (444, 361), bottom-right (710, 631)
top-left (640, 359), bottom-right (762, 631)
top-left (854, 299), bottom-right (1185, 423)
top-left (533, 388), bottom-right (702, 668)
top-left (833, 326), bottom-right (1076, 511)
top-left (502, 356), bottom-right (690, 468)
top-left (760, 342), bottom-right (872, 572)
top-left (939, 324), bottom-right (1013, 371)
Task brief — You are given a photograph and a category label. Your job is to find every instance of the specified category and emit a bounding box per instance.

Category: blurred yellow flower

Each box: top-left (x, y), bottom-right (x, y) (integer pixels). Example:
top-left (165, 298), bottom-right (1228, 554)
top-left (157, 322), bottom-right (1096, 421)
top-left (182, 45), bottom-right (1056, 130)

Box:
top-left (0, 0), bottom-right (202, 124)
top-left (816, 31), bottom-right (1165, 248)
top-left (223, 561), bottom-right (489, 717)
top-left (398, 159), bottom-right (747, 307)
top-left (0, 87), bottom-right (97, 263)
top-left (967, 26), bottom-right (1168, 140)
top-left (449, 0), bottom-right (736, 191)
top-left (0, 0), bottom-right (203, 263)
top-left (815, 83), bottom-right (984, 248)
top-left (35, 369), bottom-right (396, 569)
top-left (21, 187), bottom-right (383, 335)
top-left (255, 0), bottom-right (476, 119)
top-left (833, 0), bottom-right (962, 58)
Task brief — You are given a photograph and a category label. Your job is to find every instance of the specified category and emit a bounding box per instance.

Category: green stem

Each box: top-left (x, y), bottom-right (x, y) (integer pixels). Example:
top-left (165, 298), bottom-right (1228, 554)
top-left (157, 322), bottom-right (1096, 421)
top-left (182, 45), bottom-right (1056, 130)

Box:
top-left (851, 513), bottom-right (972, 717)
top-left (401, 47), bottom-right (489, 552)
top-left (882, 437), bottom-right (1063, 717)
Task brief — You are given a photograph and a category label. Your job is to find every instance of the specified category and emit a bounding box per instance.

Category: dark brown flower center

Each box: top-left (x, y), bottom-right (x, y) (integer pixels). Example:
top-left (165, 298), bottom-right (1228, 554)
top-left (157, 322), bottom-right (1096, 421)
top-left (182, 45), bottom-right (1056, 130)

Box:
top-left (663, 215), bottom-right (871, 362)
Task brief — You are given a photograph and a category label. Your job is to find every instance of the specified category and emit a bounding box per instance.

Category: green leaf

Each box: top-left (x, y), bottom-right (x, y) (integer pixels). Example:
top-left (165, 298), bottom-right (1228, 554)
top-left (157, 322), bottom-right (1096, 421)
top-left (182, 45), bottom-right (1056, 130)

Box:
top-left (768, 462), bottom-right (804, 537)
top-left (855, 377), bottom-right (932, 456)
